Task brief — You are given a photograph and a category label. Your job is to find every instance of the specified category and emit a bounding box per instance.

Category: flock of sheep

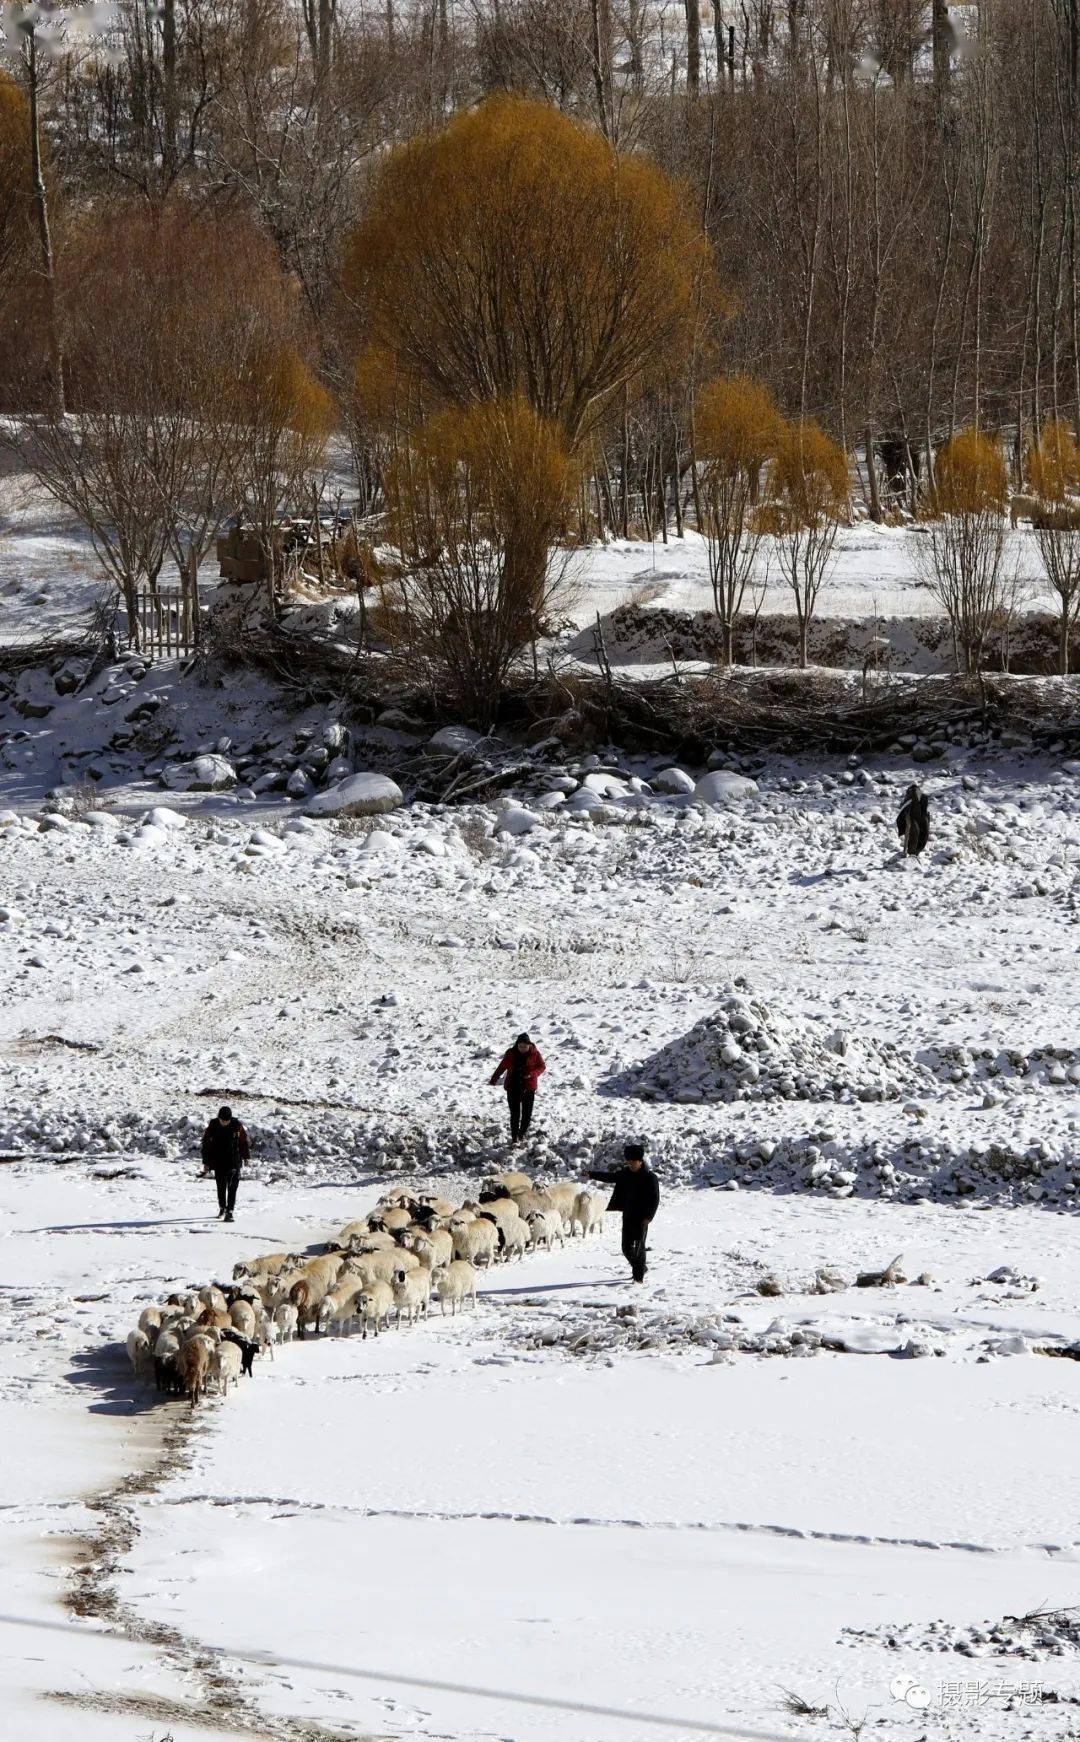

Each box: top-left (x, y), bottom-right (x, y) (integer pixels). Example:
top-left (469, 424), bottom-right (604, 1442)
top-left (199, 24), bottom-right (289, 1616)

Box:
top-left (125, 1169), bottom-right (609, 1408)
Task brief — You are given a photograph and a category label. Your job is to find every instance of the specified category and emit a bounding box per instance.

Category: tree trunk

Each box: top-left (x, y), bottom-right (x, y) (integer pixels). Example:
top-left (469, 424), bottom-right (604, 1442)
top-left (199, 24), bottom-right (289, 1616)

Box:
top-left (932, 0), bottom-right (951, 105)
top-left (162, 0), bottom-right (178, 182)
top-left (590, 0), bottom-right (612, 139)
top-left (685, 0), bottom-right (700, 98)
top-left (799, 616), bottom-right (809, 668)
top-left (187, 545), bottom-right (202, 649)
top-left (865, 427), bottom-right (882, 523)
top-left (1061, 595), bottom-right (1072, 675)
top-left (26, 32), bottom-right (64, 415)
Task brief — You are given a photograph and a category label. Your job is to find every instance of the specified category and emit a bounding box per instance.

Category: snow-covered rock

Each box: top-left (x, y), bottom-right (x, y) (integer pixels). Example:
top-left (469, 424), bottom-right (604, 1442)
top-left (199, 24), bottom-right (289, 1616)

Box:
top-left (694, 770), bottom-right (759, 806)
top-left (161, 754), bottom-right (237, 792)
top-left (427, 725), bottom-right (484, 758)
top-left (361, 830), bottom-right (403, 855)
top-left (495, 806), bottom-right (541, 836)
top-left (305, 773), bottom-right (404, 818)
top-left (653, 767), bottom-right (695, 795)
top-left (608, 985), bottom-right (921, 1105)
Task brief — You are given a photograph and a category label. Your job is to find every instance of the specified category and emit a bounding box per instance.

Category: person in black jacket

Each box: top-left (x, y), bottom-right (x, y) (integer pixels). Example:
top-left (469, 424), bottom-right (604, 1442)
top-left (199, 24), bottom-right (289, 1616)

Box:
top-left (896, 784), bottom-right (930, 857)
top-left (200, 1105), bottom-right (250, 1223)
top-left (589, 1142), bottom-right (660, 1283)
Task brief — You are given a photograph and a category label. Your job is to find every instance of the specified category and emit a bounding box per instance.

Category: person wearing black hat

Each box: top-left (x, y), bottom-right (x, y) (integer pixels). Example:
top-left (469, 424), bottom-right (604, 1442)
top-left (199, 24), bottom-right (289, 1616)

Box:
top-left (490, 1033), bottom-right (546, 1144)
top-left (589, 1142), bottom-right (660, 1283)
top-left (200, 1105), bottom-right (250, 1223)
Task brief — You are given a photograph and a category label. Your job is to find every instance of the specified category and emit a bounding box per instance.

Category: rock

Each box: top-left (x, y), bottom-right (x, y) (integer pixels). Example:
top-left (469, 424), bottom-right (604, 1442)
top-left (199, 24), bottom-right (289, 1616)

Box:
top-left (286, 768), bottom-right (315, 797)
top-left (161, 754), bottom-right (237, 792)
top-left (305, 773), bottom-right (404, 818)
top-left (755, 1273), bottom-right (784, 1297)
top-left (427, 725), bottom-right (484, 758)
top-left (856, 1256), bottom-right (907, 1288)
top-left (694, 771), bottom-right (759, 806)
top-left (145, 807), bottom-right (186, 831)
top-left (652, 767), bottom-right (695, 795)
top-left (323, 755), bottom-right (353, 784)
top-left (495, 806), bottom-right (541, 836)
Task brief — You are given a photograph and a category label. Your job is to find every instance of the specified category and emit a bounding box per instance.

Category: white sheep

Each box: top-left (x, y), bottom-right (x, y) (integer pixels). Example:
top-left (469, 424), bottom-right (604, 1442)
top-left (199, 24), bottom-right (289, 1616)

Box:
top-left (543, 1181), bottom-right (582, 1231)
top-left (573, 1189), bottom-right (606, 1239)
top-left (126, 1327), bottom-right (153, 1380)
top-left (211, 1340), bottom-right (243, 1397)
top-left (153, 1330), bottom-right (182, 1395)
top-left (483, 1170), bottom-right (532, 1196)
top-left (526, 1209), bottom-right (564, 1252)
top-left (404, 1226), bottom-right (454, 1274)
top-left (228, 1300), bottom-right (258, 1339)
top-left (510, 1187), bottom-right (556, 1219)
top-left (435, 1259), bottom-right (478, 1316)
top-left (391, 1267), bottom-right (431, 1328)
top-left (499, 1214), bottom-right (530, 1262)
top-left (272, 1302), bottom-right (299, 1343)
top-left (357, 1281), bottom-right (393, 1338)
top-left (137, 1305), bottom-right (163, 1340)
top-left (233, 1253), bottom-right (293, 1284)
top-left (475, 1198), bottom-right (519, 1248)
top-left (371, 1205), bottom-right (413, 1235)
top-left (198, 1286), bottom-right (228, 1315)
top-left (345, 1247), bottom-right (421, 1288)
top-left (450, 1217), bottom-right (499, 1268)
top-left (416, 1195), bottom-right (457, 1220)
top-left (317, 1282), bottom-right (364, 1337)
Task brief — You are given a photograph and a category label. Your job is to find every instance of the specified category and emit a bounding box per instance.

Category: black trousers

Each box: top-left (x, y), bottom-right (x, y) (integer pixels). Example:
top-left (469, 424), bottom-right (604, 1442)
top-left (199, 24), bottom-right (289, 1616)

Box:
top-left (507, 1087), bottom-right (535, 1141)
top-left (621, 1216), bottom-right (649, 1281)
top-left (214, 1166), bottom-right (241, 1214)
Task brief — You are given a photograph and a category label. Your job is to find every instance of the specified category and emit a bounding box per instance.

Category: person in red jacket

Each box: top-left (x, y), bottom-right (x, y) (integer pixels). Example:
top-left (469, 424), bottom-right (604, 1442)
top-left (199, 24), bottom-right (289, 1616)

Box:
top-left (490, 1032), bottom-right (546, 1144)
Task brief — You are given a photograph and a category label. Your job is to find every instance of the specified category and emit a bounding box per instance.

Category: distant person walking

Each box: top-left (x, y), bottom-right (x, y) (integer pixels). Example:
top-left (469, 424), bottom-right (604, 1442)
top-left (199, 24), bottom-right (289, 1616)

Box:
top-left (896, 783), bottom-right (930, 858)
top-left (490, 1033), bottom-right (546, 1144)
top-left (589, 1142), bottom-right (660, 1283)
top-left (200, 1105), bottom-right (250, 1223)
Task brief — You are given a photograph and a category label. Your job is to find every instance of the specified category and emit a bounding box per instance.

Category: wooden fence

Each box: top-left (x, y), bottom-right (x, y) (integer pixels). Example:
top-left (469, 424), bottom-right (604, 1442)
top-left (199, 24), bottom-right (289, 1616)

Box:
top-left (132, 587), bottom-right (197, 657)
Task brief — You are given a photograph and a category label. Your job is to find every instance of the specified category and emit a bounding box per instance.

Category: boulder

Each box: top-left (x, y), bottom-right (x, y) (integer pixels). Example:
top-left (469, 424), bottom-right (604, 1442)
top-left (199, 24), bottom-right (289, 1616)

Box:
top-left (305, 772), bottom-right (404, 818)
top-left (653, 767), bottom-right (695, 795)
top-left (694, 770), bottom-right (759, 806)
top-left (161, 754), bottom-right (237, 792)
top-left (427, 724), bottom-right (485, 758)
top-left (495, 806), bottom-right (541, 836)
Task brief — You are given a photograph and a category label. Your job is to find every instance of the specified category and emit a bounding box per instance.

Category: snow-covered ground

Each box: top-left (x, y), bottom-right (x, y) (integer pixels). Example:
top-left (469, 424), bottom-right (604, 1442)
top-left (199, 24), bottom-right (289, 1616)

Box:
top-left (2, 733), bottom-right (1080, 1740)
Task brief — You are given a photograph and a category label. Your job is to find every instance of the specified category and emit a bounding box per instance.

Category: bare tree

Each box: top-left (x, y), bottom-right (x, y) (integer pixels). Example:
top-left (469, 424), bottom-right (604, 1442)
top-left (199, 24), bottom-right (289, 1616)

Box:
top-left (916, 430), bottom-right (1011, 675)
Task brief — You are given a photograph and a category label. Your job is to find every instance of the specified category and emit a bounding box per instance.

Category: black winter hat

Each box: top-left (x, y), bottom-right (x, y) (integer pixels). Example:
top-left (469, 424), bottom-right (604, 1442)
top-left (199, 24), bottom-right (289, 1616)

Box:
top-left (624, 1141), bottom-right (646, 1161)
top-left (516, 1032), bottom-right (531, 1044)
top-left (218, 1105), bottom-right (233, 1120)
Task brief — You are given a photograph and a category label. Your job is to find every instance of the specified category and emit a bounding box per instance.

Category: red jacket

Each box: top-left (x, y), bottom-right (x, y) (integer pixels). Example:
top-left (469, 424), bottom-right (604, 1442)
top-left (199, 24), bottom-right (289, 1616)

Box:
top-left (491, 1044), bottom-right (546, 1094)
